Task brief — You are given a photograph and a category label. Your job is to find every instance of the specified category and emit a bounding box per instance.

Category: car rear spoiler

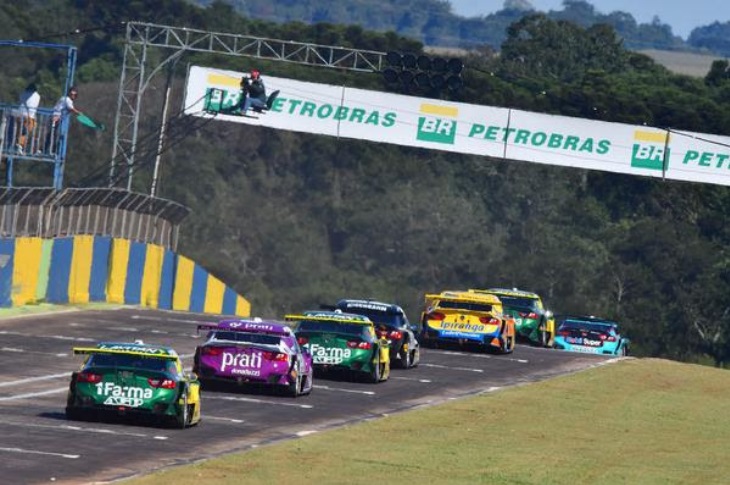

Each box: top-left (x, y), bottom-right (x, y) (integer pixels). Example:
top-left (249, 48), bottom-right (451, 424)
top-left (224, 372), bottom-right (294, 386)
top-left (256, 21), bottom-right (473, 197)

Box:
top-left (424, 293), bottom-right (499, 305)
top-left (284, 314), bottom-right (372, 325)
top-left (197, 323), bottom-right (293, 336)
top-left (72, 347), bottom-right (178, 360)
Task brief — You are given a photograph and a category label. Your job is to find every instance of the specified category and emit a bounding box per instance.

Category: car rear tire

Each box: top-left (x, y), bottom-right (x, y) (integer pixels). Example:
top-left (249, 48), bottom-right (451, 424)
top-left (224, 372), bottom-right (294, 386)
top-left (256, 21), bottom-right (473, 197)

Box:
top-left (368, 354), bottom-right (381, 383)
top-left (286, 371), bottom-right (302, 398)
top-left (175, 393), bottom-right (190, 429)
top-left (399, 342), bottom-right (411, 368)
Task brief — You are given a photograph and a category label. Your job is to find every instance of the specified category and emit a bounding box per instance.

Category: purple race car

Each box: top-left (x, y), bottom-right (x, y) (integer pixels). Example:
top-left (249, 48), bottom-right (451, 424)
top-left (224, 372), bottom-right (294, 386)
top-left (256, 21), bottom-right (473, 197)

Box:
top-left (193, 318), bottom-right (313, 397)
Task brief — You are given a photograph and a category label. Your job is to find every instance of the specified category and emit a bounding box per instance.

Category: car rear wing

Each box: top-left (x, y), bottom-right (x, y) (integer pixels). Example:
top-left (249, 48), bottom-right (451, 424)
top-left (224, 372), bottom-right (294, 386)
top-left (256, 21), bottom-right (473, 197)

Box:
top-left (197, 321), bottom-right (293, 336)
top-left (424, 292), bottom-right (500, 305)
top-left (72, 347), bottom-right (178, 360)
top-left (284, 314), bottom-right (372, 325)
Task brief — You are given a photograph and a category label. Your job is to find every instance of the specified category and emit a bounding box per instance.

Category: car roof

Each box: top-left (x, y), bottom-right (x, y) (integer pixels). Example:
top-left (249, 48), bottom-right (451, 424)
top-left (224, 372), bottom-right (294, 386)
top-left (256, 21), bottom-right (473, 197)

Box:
top-left (425, 290), bottom-right (502, 305)
top-left (475, 288), bottom-right (540, 299)
top-left (336, 299), bottom-right (405, 315)
top-left (285, 310), bottom-right (373, 325)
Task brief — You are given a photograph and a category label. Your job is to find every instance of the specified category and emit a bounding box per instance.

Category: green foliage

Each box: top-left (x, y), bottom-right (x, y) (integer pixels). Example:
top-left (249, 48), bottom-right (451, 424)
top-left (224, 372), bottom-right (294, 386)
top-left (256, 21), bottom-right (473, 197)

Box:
top-left (3, 0), bottom-right (730, 367)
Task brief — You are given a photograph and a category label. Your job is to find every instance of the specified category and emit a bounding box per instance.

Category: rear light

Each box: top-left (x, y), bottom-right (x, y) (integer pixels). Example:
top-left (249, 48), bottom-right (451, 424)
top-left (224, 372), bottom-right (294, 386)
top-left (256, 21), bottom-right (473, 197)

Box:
top-left (388, 331), bottom-right (402, 340)
top-left (76, 372), bottom-right (102, 383)
top-left (263, 352), bottom-right (288, 361)
top-left (148, 378), bottom-right (176, 389)
top-left (518, 311), bottom-right (539, 319)
top-left (601, 334), bottom-right (616, 342)
top-left (202, 346), bottom-right (223, 356)
top-left (297, 336), bottom-right (309, 345)
top-left (427, 312), bottom-right (445, 321)
top-left (479, 316), bottom-right (500, 325)
top-left (347, 340), bottom-right (372, 350)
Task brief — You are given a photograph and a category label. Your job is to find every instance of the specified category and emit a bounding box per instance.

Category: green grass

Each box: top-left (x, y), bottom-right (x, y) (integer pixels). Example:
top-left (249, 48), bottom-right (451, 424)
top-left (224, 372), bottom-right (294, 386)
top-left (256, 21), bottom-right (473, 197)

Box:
top-left (127, 358), bottom-right (730, 484)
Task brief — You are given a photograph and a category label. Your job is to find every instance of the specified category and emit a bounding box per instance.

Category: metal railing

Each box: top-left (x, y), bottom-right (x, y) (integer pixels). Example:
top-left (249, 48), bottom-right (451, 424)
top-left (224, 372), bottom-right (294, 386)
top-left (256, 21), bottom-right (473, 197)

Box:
top-left (0, 104), bottom-right (69, 189)
top-left (0, 187), bottom-right (189, 249)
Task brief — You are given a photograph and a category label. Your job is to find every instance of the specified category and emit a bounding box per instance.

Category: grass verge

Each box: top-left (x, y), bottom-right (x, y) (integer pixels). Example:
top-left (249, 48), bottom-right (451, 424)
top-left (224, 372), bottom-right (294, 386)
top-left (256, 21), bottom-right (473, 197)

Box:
top-left (127, 358), bottom-right (730, 485)
top-left (0, 302), bottom-right (125, 320)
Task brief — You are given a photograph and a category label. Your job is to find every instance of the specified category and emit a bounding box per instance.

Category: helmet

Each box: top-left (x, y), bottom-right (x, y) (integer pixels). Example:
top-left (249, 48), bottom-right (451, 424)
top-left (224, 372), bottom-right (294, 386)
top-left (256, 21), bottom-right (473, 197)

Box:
top-left (250, 69), bottom-right (260, 79)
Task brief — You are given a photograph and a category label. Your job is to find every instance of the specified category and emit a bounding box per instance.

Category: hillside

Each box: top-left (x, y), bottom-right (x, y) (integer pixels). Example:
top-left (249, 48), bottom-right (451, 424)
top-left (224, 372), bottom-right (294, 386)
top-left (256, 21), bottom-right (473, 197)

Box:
top-left (2, 0), bottom-right (730, 367)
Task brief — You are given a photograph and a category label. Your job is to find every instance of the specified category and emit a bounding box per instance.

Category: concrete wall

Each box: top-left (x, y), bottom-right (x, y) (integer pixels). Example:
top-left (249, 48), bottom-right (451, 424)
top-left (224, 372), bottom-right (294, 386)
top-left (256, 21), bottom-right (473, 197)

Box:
top-left (0, 236), bottom-right (250, 316)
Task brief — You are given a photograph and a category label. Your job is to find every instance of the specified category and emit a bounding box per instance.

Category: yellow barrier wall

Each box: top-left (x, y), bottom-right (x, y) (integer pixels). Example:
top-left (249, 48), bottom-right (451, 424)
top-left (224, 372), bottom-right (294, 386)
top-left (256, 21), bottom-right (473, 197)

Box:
top-left (11, 237), bottom-right (43, 306)
top-left (106, 238), bottom-right (130, 304)
top-left (68, 235), bottom-right (94, 304)
top-left (172, 255), bottom-right (194, 311)
top-left (140, 243), bottom-right (164, 308)
top-left (204, 274), bottom-right (225, 314)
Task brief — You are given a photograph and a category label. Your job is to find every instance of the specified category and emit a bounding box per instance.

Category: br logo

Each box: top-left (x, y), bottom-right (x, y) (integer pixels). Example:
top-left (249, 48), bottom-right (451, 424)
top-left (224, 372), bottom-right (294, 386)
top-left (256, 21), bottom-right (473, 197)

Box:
top-left (631, 130), bottom-right (670, 171)
top-left (417, 103), bottom-right (458, 145)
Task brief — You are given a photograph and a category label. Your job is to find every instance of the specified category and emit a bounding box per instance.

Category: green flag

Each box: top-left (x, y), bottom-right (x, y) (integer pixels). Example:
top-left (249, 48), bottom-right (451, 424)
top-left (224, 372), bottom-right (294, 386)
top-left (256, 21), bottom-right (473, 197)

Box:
top-left (76, 113), bottom-right (105, 131)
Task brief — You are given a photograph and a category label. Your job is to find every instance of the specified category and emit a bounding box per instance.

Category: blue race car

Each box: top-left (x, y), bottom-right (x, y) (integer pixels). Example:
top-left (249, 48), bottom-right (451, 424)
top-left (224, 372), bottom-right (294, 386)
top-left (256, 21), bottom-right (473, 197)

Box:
top-left (553, 316), bottom-right (629, 356)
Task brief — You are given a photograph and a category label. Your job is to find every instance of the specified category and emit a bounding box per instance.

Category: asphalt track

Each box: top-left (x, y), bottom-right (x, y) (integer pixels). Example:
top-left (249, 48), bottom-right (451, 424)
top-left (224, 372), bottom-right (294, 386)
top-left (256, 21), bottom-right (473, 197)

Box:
top-left (0, 307), bottom-right (614, 485)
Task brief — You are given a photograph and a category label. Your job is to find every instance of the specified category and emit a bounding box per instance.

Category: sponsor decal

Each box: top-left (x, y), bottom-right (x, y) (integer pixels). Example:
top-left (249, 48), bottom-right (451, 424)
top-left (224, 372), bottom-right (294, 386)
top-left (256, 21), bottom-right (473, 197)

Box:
top-left (345, 302), bottom-right (390, 312)
top-left (682, 150), bottom-right (730, 170)
top-left (582, 338), bottom-right (602, 347)
top-left (304, 343), bottom-right (352, 364)
top-left (439, 331), bottom-right (486, 341)
top-left (631, 130), bottom-right (669, 171)
top-left (221, 351), bottom-right (263, 373)
top-left (95, 382), bottom-right (152, 408)
top-left (97, 343), bottom-right (171, 356)
top-left (202, 74), bottom-right (397, 128)
top-left (417, 103), bottom-right (458, 145)
top-left (468, 124), bottom-right (611, 154)
top-left (437, 322), bottom-right (488, 333)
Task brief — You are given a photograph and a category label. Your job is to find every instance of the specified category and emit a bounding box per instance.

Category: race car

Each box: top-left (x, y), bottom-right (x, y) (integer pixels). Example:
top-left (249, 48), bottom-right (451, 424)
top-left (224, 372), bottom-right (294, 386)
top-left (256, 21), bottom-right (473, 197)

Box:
top-left (65, 341), bottom-right (201, 428)
top-left (553, 315), bottom-right (630, 356)
top-left (286, 310), bottom-right (390, 383)
top-left (420, 290), bottom-right (516, 353)
top-left (327, 299), bottom-right (420, 369)
top-left (193, 318), bottom-right (313, 397)
top-left (470, 288), bottom-right (556, 347)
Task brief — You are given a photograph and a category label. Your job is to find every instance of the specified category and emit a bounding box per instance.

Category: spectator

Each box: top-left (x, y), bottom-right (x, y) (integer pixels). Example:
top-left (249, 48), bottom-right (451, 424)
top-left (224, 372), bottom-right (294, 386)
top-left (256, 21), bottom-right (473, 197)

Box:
top-left (240, 69), bottom-right (267, 114)
top-left (45, 86), bottom-right (81, 155)
top-left (13, 83), bottom-right (40, 155)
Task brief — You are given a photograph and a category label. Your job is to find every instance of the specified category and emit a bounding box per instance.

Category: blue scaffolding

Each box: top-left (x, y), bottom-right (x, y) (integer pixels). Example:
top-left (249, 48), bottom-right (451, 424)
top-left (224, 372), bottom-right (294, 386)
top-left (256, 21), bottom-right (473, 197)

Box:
top-left (0, 40), bottom-right (77, 190)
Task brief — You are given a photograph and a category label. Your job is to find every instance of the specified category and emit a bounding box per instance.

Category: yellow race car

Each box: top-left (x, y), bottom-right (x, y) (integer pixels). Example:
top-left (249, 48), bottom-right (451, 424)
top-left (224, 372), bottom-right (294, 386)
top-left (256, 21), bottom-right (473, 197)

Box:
top-left (419, 290), bottom-right (516, 353)
top-left (470, 288), bottom-right (556, 347)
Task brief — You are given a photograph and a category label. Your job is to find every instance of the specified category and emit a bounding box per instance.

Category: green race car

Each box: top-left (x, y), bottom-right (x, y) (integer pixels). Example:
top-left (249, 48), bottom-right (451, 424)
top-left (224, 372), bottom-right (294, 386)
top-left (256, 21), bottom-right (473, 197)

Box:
top-left (65, 341), bottom-right (201, 428)
top-left (470, 288), bottom-right (556, 347)
top-left (286, 310), bottom-right (391, 383)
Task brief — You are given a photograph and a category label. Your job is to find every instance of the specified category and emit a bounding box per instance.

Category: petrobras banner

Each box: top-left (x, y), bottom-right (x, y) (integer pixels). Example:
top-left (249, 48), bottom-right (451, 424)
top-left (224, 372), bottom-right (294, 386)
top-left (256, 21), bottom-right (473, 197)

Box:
top-left (184, 65), bottom-right (730, 187)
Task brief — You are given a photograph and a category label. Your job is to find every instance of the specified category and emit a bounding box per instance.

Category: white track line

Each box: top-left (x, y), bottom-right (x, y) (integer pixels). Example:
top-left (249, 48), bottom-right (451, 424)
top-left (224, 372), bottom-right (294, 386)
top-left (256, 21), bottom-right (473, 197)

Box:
top-left (0, 347), bottom-right (68, 357)
top-left (390, 376), bottom-right (432, 383)
top-left (0, 330), bottom-right (94, 342)
top-left (0, 373), bottom-right (69, 388)
top-left (0, 388), bottom-right (67, 401)
top-left (313, 385), bottom-right (375, 395)
top-left (0, 419), bottom-right (168, 439)
top-left (204, 415), bottom-right (246, 424)
top-left (0, 447), bottom-right (79, 459)
top-left (204, 394), bottom-right (313, 409)
top-left (419, 363), bottom-right (483, 373)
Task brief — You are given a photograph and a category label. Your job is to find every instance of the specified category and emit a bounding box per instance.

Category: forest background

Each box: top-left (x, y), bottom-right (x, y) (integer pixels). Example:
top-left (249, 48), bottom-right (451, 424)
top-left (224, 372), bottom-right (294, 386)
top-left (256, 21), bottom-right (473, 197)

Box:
top-left (2, 0), bottom-right (730, 366)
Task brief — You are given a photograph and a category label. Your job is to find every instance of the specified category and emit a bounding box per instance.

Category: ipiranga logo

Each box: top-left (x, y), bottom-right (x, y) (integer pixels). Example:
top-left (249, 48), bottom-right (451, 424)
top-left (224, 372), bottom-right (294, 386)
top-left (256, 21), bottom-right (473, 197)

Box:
top-left (417, 103), bottom-right (458, 145)
top-left (631, 130), bottom-right (670, 171)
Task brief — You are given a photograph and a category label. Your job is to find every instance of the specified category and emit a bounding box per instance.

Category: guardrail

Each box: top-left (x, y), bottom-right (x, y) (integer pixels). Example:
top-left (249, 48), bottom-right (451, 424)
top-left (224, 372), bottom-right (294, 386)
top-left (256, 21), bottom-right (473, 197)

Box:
top-left (0, 104), bottom-right (68, 189)
top-left (0, 187), bottom-right (189, 250)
